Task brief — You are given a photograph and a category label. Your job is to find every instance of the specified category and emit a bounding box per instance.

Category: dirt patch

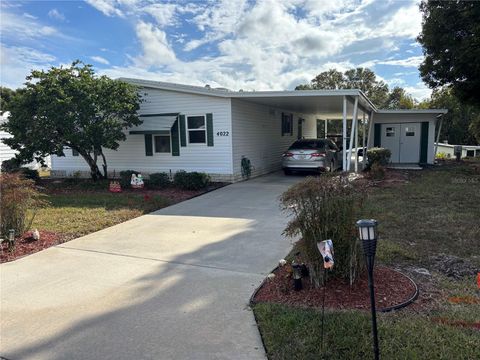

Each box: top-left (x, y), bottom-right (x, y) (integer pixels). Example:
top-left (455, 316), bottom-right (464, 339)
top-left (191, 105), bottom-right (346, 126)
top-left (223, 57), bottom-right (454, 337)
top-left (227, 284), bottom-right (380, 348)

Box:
top-left (253, 265), bottom-right (417, 311)
top-left (429, 254), bottom-right (478, 279)
top-left (1, 230), bottom-right (63, 263)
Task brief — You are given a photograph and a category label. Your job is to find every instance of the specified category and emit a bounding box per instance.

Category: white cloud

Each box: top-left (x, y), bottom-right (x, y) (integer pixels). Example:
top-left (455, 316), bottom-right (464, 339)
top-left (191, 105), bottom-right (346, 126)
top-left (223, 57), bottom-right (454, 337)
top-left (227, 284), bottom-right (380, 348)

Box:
top-left (0, 44), bottom-right (56, 88)
top-left (1, 11), bottom-right (59, 40)
top-left (404, 83), bottom-right (432, 101)
top-left (90, 55), bottom-right (110, 65)
top-left (134, 21), bottom-right (176, 66)
top-left (48, 8), bottom-right (66, 21)
top-left (85, 0), bottom-right (124, 18)
top-left (378, 56), bottom-right (424, 67)
top-left (23, 12), bottom-right (37, 19)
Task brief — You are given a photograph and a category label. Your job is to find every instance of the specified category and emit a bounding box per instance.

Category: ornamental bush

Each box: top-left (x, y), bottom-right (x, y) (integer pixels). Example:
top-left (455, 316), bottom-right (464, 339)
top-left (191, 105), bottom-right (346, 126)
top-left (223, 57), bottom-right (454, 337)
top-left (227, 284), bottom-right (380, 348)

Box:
top-left (280, 174), bottom-right (366, 287)
top-left (148, 172), bottom-right (171, 188)
top-left (0, 173), bottom-right (46, 238)
top-left (173, 171), bottom-right (210, 190)
top-left (119, 170), bottom-right (140, 188)
top-left (366, 147), bottom-right (391, 168)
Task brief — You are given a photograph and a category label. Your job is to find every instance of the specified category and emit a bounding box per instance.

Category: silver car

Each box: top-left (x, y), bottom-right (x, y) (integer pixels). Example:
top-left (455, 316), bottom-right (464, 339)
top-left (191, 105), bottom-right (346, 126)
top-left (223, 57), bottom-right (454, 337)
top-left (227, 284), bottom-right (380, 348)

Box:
top-left (282, 138), bottom-right (342, 175)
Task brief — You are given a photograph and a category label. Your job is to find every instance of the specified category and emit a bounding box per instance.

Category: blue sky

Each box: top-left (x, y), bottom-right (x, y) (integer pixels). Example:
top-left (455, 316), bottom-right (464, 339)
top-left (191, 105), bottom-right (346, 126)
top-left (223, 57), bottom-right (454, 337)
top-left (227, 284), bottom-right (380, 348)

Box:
top-left (1, 0), bottom-right (431, 100)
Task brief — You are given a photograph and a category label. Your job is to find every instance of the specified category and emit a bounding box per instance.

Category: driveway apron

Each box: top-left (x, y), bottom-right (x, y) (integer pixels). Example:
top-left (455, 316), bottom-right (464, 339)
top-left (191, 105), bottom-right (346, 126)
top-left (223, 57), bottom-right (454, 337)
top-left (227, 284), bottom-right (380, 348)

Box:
top-left (0, 172), bottom-right (301, 360)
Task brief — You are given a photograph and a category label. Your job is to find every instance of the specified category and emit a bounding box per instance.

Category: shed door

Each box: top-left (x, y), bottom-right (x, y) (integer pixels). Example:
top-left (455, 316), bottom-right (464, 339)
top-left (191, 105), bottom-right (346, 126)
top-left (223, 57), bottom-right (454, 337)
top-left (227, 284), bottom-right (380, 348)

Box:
top-left (400, 123), bottom-right (420, 163)
top-left (381, 124), bottom-right (401, 162)
top-left (381, 123), bottom-right (421, 163)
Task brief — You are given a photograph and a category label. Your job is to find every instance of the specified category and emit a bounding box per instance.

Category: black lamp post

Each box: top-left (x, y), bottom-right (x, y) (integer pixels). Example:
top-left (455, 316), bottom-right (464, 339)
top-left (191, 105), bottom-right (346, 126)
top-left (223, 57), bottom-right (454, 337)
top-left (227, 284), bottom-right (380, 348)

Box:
top-left (356, 219), bottom-right (380, 360)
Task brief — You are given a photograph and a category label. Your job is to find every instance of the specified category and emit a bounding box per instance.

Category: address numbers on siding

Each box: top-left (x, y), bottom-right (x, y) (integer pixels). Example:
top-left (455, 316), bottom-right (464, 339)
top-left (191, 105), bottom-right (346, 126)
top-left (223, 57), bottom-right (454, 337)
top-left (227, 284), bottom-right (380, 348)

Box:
top-left (216, 131), bottom-right (230, 136)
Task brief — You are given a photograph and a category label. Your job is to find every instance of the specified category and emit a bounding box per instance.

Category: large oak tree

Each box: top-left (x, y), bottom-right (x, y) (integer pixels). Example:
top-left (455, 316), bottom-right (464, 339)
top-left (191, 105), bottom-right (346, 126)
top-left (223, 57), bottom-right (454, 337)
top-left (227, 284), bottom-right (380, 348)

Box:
top-left (1, 61), bottom-right (143, 180)
top-left (418, 0), bottom-right (480, 106)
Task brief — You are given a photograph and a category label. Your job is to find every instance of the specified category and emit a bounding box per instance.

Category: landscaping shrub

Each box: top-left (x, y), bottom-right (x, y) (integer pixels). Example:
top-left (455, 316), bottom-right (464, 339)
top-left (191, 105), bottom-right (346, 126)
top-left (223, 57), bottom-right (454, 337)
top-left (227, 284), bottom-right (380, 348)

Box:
top-left (0, 173), bottom-right (46, 238)
top-left (436, 152), bottom-right (450, 160)
top-left (1, 158), bottom-right (21, 173)
top-left (366, 147), bottom-right (391, 168)
top-left (119, 170), bottom-right (140, 188)
top-left (148, 172), bottom-right (171, 188)
top-left (280, 174), bottom-right (366, 287)
top-left (173, 171), bottom-right (210, 190)
top-left (19, 167), bottom-right (40, 182)
top-left (369, 162), bottom-right (386, 180)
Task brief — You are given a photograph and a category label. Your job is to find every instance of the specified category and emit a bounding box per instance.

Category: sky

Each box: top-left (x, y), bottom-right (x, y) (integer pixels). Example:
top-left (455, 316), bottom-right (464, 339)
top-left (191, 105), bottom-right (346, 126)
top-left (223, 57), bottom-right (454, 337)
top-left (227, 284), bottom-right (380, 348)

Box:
top-left (1, 0), bottom-right (432, 100)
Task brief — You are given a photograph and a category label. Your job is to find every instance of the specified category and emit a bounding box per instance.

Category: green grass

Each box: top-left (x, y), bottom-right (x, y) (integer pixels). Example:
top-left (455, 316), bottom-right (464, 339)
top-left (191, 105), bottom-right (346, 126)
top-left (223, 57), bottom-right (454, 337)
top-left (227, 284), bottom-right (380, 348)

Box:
top-left (254, 162), bottom-right (480, 359)
top-left (254, 303), bottom-right (479, 360)
top-left (32, 192), bottom-right (170, 240)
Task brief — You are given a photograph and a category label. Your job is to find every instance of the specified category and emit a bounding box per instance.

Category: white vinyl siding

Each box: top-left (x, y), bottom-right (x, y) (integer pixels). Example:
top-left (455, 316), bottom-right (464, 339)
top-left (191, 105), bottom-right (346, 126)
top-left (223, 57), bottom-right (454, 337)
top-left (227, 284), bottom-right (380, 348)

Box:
top-left (231, 99), bottom-right (317, 179)
top-left (51, 88), bottom-right (233, 177)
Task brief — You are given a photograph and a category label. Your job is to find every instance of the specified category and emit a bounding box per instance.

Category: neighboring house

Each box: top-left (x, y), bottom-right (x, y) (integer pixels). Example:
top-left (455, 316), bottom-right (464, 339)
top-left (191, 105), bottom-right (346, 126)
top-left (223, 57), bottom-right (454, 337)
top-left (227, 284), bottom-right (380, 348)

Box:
top-left (0, 113), bottom-right (51, 170)
top-left (50, 79), bottom-right (447, 182)
top-left (435, 142), bottom-right (480, 158)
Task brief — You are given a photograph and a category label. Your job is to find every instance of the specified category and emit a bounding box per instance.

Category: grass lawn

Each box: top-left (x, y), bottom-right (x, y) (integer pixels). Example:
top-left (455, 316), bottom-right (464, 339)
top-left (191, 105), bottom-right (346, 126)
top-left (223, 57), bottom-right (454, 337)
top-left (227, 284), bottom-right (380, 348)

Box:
top-left (29, 179), bottom-right (206, 241)
top-left (253, 161), bottom-right (480, 359)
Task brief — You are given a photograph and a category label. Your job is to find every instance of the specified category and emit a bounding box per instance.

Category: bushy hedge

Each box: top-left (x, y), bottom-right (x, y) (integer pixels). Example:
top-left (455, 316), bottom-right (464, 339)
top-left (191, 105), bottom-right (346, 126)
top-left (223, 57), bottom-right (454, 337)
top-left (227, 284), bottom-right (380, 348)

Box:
top-left (1, 158), bottom-right (40, 182)
top-left (119, 170), bottom-right (140, 188)
top-left (148, 172), bottom-right (171, 188)
top-left (366, 147), bottom-right (391, 168)
top-left (1, 158), bottom-right (21, 173)
top-left (173, 171), bottom-right (210, 190)
top-left (280, 174), bottom-right (366, 287)
top-left (0, 173), bottom-right (46, 239)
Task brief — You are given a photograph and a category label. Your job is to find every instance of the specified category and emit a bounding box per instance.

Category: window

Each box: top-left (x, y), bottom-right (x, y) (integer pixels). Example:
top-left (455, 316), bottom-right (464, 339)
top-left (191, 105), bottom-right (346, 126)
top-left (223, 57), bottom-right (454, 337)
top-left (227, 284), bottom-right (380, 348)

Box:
top-left (282, 113), bottom-right (293, 136)
top-left (386, 127), bottom-right (395, 137)
top-left (187, 115), bottom-right (206, 144)
top-left (72, 148), bottom-right (79, 156)
top-left (405, 126), bottom-right (416, 137)
top-left (154, 135), bottom-right (171, 153)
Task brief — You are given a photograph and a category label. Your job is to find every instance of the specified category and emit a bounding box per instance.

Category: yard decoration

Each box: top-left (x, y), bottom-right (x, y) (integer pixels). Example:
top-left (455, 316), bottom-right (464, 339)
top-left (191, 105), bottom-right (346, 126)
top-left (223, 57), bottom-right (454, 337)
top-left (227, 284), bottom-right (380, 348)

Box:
top-left (356, 219), bottom-right (380, 360)
top-left (109, 181), bottom-right (122, 193)
top-left (130, 173), bottom-right (144, 189)
top-left (32, 229), bottom-right (40, 241)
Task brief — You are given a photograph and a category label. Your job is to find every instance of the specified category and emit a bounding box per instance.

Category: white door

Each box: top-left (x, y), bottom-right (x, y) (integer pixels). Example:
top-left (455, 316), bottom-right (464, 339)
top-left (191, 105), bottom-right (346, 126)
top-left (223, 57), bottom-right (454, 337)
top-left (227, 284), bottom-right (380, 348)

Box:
top-left (399, 123), bottom-right (420, 163)
top-left (381, 124), bottom-right (401, 163)
top-left (381, 123), bottom-right (421, 163)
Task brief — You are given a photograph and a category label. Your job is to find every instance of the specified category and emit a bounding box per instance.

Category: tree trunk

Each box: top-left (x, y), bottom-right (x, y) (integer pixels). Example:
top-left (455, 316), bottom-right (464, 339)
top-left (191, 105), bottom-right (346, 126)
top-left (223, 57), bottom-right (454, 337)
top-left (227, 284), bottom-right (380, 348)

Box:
top-left (81, 153), bottom-right (103, 181)
top-left (100, 151), bottom-right (108, 179)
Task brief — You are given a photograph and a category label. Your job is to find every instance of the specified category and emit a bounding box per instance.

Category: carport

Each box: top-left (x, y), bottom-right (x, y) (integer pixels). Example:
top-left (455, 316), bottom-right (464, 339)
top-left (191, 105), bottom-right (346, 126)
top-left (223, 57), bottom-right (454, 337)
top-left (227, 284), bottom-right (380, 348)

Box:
top-left (230, 90), bottom-right (377, 172)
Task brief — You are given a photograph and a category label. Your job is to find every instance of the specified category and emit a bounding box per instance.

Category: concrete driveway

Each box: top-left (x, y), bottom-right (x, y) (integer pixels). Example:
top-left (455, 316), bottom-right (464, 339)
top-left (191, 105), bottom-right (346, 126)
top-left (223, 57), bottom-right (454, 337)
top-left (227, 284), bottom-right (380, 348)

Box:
top-left (1, 172), bottom-right (301, 360)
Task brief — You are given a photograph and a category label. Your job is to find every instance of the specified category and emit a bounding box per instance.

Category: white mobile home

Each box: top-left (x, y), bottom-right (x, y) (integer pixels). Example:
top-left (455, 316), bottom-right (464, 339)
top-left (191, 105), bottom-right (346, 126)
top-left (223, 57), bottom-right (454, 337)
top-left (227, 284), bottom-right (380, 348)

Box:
top-left (51, 79), bottom-right (446, 181)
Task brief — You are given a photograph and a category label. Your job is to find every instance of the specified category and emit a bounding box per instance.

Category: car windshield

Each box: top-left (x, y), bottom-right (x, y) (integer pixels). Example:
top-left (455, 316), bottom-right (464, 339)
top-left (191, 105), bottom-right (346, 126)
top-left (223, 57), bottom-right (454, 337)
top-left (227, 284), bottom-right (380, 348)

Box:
top-left (289, 140), bottom-right (326, 150)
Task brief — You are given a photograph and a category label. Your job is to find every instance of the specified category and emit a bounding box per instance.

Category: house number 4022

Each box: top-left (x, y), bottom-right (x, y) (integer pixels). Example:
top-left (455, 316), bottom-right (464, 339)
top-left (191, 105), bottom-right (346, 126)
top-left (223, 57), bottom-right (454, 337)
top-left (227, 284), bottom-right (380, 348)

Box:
top-left (216, 131), bottom-right (229, 136)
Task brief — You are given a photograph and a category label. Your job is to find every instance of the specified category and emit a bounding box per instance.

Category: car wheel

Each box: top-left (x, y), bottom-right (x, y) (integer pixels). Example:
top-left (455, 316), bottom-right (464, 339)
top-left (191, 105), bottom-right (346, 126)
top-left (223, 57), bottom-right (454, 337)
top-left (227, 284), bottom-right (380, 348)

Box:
top-left (283, 169), bottom-right (292, 175)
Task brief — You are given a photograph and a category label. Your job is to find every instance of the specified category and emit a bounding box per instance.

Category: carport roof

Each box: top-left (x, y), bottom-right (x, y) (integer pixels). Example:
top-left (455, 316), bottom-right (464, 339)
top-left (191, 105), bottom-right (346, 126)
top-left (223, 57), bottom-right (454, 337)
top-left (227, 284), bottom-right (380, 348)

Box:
top-left (121, 78), bottom-right (376, 117)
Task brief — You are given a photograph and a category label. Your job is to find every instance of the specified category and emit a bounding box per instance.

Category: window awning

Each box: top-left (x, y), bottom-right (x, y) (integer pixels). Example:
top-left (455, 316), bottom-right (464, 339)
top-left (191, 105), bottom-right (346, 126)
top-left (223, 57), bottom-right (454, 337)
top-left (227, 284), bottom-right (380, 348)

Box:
top-left (129, 114), bottom-right (178, 135)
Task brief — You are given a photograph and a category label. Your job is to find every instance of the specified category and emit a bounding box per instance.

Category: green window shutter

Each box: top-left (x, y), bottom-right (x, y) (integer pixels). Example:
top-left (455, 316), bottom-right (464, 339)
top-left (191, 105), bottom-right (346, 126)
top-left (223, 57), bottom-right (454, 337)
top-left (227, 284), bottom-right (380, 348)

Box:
top-left (420, 121), bottom-right (429, 164)
top-left (171, 119), bottom-right (180, 156)
top-left (374, 124), bottom-right (381, 147)
top-left (144, 134), bottom-right (153, 156)
top-left (179, 115), bottom-right (186, 147)
top-left (206, 113), bottom-right (214, 147)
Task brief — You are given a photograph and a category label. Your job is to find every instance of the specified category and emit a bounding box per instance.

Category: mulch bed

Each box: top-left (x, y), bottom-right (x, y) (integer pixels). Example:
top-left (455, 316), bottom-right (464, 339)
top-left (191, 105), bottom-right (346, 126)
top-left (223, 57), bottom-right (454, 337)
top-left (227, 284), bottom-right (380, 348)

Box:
top-left (1, 230), bottom-right (62, 263)
top-left (253, 265), bottom-right (417, 312)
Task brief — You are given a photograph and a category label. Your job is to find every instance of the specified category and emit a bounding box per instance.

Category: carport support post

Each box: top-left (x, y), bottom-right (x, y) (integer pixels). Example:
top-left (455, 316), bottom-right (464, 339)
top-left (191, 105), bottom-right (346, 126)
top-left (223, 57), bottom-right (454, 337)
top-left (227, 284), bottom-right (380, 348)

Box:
top-left (342, 96), bottom-right (347, 171)
top-left (434, 115), bottom-right (444, 160)
top-left (366, 111), bottom-right (374, 150)
top-left (362, 112), bottom-right (366, 168)
top-left (347, 96), bottom-right (359, 171)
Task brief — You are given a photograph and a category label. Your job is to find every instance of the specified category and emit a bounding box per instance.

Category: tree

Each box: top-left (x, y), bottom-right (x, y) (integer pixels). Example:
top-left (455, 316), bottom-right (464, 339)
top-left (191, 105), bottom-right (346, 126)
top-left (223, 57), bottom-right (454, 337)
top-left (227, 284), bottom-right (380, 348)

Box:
top-left (295, 68), bottom-right (390, 108)
top-left (1, 61), bottom-right (143, 180)
top-left (427, 87), bottom-right (478, 145)
top-left (418, 1), bottom-right (480, 106)
top-left (0, 87), bottom-right (16, 115)
top-left (384, 87), bottom-right (415, 110)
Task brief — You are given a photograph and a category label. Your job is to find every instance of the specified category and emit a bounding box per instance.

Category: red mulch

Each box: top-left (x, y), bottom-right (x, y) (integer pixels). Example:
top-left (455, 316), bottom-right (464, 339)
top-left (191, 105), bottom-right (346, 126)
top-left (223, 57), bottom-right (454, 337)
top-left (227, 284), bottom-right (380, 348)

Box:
top-left (432, 317), bottom-right (480, 331)
top-left (253, 265), bottom-right (417, 311)
top-left (1, 230), bottom-right (62, 263)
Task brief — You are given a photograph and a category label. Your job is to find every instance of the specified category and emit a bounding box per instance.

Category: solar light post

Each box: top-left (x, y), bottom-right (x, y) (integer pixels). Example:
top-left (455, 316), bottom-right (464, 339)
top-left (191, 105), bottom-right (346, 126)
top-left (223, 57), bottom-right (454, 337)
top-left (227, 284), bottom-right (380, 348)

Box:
top-left (356, 219), bottom-right (379, 360)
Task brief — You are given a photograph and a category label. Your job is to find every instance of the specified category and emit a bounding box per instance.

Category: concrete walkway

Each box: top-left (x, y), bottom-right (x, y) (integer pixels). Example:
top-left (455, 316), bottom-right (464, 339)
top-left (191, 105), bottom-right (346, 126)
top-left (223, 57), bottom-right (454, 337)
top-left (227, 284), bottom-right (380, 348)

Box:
top-left (0, 172), bottom-right (301, 360)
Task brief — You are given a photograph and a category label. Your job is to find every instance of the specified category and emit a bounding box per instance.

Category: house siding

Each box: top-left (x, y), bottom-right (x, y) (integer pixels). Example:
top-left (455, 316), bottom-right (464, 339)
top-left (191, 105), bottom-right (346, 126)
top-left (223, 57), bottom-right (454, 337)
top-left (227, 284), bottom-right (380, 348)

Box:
top-left (51, 88), bottom-right (234, 181)
top-left (230, 99), bottom-right (316, 180)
